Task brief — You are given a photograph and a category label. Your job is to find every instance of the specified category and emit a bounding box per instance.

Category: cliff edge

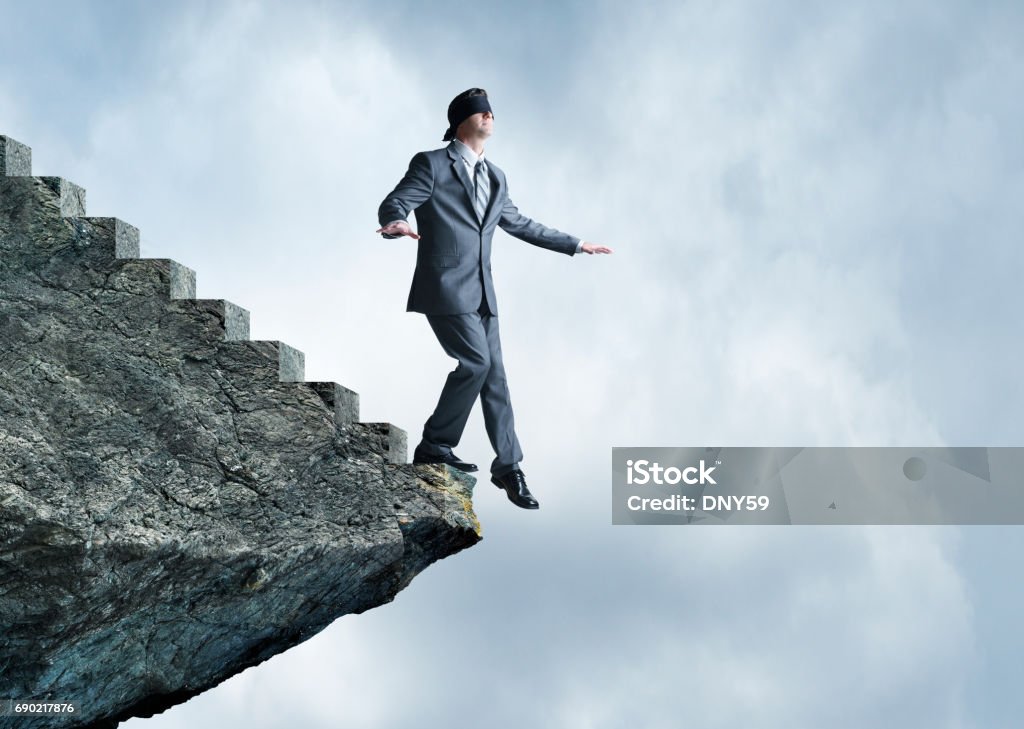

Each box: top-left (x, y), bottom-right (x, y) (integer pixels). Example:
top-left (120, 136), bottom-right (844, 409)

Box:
top-left (0, 135), bottom-right (481, 728)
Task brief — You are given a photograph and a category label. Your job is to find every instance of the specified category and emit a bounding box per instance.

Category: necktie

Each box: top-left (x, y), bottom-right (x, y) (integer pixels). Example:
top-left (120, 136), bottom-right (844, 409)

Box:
top-left (474, 159), bottom-right (490, 223)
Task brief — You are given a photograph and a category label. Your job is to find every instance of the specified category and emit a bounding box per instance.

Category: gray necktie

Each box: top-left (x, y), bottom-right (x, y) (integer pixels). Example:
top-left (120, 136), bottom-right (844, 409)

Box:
top-left (474, 159), bottom-right (490, 223)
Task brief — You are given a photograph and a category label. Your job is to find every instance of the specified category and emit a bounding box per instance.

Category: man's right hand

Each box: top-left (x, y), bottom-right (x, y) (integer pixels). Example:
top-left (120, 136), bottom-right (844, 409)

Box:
top-left (375, 220), bottom-right (421, 240)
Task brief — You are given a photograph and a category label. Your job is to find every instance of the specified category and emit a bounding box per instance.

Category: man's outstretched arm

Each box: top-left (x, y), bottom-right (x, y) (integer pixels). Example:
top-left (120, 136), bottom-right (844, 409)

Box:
top-left (376, 152), bottom-right (434, 239)
top-left (499, 193), bottom-right (613, 255)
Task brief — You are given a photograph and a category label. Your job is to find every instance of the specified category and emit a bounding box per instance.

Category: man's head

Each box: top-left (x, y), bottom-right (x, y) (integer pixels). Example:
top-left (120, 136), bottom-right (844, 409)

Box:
top-left (443, 88), bottom-right (494, 143)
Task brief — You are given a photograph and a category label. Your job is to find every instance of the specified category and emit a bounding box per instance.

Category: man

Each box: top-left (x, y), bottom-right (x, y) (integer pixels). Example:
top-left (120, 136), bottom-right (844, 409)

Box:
top-left (376, 88), bottom-right (612, 510)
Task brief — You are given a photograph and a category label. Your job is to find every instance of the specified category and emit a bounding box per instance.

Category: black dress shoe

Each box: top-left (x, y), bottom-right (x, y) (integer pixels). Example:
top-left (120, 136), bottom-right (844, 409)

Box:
top-left (491, 469), bottom-right (539, 509)
top-left (412, 448), bottom-right (478, 473)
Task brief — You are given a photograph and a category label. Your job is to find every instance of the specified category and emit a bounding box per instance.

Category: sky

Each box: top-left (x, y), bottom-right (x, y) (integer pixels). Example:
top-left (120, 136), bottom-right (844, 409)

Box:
top-left (3, 0), bottom-right (1024, 726)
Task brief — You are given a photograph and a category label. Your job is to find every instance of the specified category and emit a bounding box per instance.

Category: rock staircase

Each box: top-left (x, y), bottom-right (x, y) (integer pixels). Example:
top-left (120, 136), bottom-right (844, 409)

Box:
top-left (0, 134), bottom-right (479, 729)
top-left (0, 135), bottom-right (405, 463)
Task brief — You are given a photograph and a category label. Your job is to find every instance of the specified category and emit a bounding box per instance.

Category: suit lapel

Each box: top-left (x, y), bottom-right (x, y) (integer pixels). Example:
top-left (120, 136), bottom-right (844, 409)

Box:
top-left (482, 162), bottom-right (504, 228)
top-left (447, 144), bottom-right (476, 213)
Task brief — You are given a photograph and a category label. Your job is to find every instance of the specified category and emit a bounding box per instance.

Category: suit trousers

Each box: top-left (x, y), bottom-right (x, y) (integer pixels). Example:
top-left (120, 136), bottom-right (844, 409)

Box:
top-left (419, 302), bottom-right (523, 477)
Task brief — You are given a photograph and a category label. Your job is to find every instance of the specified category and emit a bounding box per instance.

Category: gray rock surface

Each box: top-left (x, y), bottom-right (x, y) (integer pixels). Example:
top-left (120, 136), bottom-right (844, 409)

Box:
top-left (0, 135), bottom-right (481, 728)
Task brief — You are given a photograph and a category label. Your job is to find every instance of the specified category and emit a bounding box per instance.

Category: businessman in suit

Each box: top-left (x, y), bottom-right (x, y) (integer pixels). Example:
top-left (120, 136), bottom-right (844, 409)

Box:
top-left (376, 88), bottom-right (611, 509)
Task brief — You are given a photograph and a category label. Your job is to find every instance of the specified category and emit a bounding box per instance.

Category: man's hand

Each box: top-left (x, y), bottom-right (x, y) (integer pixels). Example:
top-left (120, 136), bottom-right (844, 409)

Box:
top-left (375, 220), bottom-right (421, 239)
top-left (581, 242), bottom-right (613, 254)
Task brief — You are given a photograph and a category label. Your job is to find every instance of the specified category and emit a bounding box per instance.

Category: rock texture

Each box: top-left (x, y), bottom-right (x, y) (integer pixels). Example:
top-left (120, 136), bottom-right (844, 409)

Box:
top-left (0, 134), bottom-right (480, 728)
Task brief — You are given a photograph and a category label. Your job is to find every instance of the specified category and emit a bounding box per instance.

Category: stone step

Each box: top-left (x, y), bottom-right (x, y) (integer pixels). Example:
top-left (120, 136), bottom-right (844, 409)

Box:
top-left (307, 381), bottom-right (360, 424)
top-left (216, 339), bottom-right (305, 384)
top-left (349, 421), bottom-right (409, 465)
top-left (38, 176), bottom-right (86, 217)
top-left (0, 177), bottom-right (85, 253)
top-left (18, 230), bottom-right (172, 296)
top-left (107, 258), bottom-right (198, 300)
top-left (74, 217), bottom-right (140, 259)
top-left (168, 298), bottom-right (250, 340)
top-left (0, 135), bottom-right (31, 176)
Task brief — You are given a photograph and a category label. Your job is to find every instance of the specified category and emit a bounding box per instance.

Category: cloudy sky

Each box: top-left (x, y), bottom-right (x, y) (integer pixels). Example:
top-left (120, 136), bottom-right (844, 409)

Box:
top-left (3, 0), bottom-right (1024, 726)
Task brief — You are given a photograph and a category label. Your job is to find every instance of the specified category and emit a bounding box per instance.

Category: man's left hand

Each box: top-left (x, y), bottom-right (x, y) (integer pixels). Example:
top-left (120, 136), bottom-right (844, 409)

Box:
top-left (581, 242), bottom-right (613, 254)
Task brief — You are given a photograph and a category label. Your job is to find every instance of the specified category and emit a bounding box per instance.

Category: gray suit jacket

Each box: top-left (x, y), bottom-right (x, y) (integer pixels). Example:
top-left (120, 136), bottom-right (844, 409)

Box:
top-left (378, 142), bottom-right (579, 315)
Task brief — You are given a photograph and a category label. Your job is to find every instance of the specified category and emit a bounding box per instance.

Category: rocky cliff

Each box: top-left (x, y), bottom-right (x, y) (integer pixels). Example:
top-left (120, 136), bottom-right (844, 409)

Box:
top-left (0, 134), bottom-right (480, 728)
